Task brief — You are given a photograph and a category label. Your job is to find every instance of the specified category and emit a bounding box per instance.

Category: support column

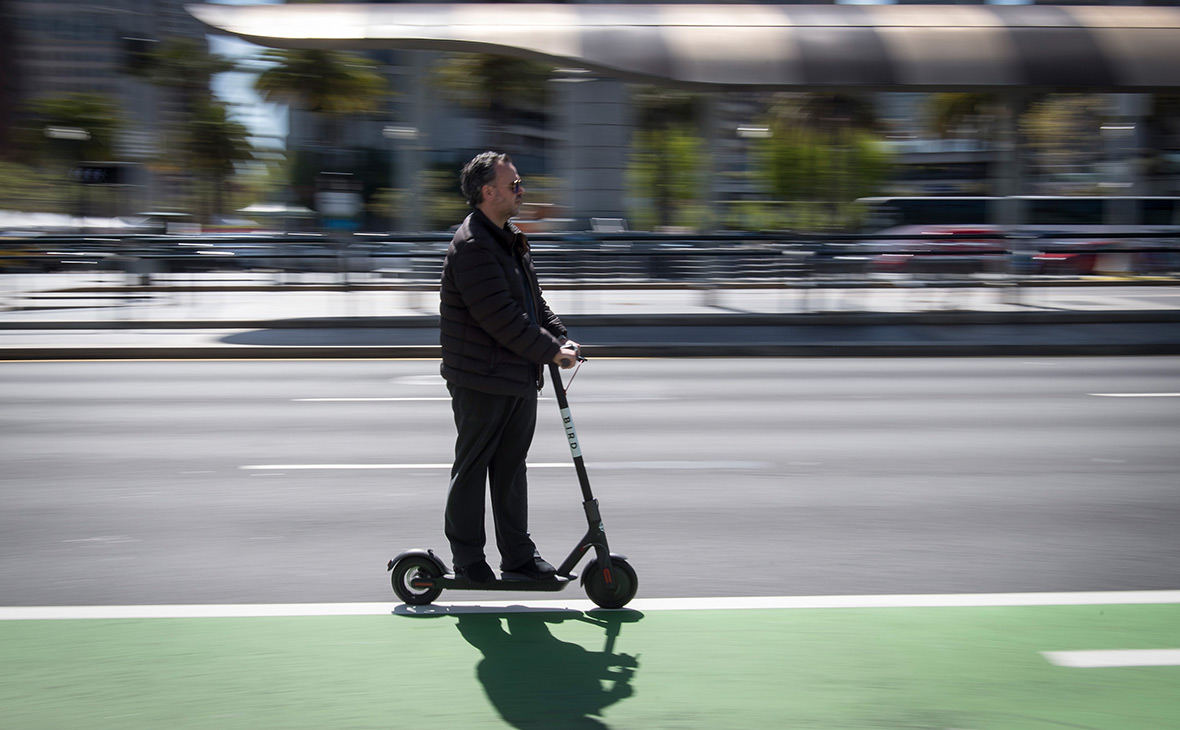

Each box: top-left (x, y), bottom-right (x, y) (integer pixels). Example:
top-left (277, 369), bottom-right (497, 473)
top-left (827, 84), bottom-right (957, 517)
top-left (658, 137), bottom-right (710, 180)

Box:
top-left (557, 74), bottom-right (631, 227)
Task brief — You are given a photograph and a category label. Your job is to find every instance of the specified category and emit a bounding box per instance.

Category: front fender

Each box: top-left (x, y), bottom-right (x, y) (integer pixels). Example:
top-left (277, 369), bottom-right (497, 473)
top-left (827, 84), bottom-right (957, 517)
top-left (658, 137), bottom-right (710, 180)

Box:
top-left (579, 553), bottom-right (629, 587)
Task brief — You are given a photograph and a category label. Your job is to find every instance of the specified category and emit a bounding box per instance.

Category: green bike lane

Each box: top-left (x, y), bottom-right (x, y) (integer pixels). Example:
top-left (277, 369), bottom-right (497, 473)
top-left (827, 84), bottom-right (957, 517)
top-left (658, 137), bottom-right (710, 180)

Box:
top-left (3, 594), bottom-right (1178, 730)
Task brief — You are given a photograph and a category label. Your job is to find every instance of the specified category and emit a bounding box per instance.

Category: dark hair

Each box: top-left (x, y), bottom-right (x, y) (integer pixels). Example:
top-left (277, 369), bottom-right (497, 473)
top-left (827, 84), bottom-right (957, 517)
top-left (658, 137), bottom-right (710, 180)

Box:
top-left (460, 151), bottom-right (511, 207)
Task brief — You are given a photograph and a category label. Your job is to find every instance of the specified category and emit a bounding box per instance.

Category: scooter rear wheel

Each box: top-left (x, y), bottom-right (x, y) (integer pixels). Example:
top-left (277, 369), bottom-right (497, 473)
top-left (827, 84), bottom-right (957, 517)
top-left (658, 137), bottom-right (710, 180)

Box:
top-left (391, 555), bottom-right (444, 606)
top-left (583, 558), bottom-right (638, 609)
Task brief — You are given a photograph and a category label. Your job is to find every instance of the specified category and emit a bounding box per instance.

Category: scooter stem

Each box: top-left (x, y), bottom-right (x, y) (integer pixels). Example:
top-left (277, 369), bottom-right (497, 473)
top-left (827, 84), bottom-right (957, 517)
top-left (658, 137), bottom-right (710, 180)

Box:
top-left (549, 362), bottom-right (595, 504)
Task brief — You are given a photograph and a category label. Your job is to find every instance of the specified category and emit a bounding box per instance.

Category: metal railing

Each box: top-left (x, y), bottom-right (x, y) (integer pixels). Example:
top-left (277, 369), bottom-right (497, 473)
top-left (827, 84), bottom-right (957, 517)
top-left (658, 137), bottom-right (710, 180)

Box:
top-left (2, 230), bottom-right (1177, 290)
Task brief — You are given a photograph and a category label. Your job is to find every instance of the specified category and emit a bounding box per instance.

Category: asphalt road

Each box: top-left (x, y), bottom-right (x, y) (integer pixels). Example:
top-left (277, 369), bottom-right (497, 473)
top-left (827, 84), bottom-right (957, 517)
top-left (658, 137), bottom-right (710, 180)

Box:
top-left (2, 356), bottom-right (1177, 607)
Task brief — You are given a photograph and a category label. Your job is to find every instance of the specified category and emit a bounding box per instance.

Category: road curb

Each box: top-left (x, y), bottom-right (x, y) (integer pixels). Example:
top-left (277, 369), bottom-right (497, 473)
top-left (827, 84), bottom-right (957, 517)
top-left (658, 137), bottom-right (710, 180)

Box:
top-left (3, 309), bottom-right (1180, 330)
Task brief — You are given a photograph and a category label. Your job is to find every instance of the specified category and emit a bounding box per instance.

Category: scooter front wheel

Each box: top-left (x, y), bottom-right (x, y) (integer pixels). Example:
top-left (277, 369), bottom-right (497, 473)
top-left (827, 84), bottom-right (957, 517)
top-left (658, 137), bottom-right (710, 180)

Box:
top-left (583, 558), bottom-right (638, 609)
top-left (391, 555), bottom-right (444, 606)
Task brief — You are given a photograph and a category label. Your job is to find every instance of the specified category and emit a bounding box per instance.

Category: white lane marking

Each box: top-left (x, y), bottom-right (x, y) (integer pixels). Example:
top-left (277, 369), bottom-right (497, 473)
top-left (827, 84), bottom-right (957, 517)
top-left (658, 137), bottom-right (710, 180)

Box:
top-left (294, 397), bottom-right (557, 402)
top-left (3, 590), bottom-right (1178, 620)
top-left (1042, 649), bottom-right (1180, 668)
top-left (390, 375), bottom-right (445, 386)
top-left (294, 397), bottom-right (450, 402)
top-left (241, 463), bottom-right (570, 470)
top-left (1089, 393), bottom-right (1180, 398)
top-left (239, 461), bottom-right (769, 471)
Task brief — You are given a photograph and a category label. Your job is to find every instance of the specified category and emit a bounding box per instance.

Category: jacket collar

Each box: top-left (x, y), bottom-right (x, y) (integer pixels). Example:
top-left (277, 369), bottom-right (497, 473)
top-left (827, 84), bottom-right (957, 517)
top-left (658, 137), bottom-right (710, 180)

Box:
top-left (471, 208), bottom-right (527, 254)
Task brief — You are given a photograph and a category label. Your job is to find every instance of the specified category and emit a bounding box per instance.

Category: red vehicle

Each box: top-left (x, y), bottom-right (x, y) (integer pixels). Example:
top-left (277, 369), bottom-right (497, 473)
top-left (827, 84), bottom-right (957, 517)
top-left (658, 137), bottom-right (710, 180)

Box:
top-left (857, 196), bottom-right (1180, 277)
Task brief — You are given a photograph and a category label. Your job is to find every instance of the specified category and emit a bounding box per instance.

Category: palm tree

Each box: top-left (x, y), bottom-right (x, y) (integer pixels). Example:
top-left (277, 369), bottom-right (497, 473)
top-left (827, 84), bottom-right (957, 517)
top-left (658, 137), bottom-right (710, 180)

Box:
top-left (135, 37), bottom-right (236, 114)
top-left (128, 36), bottom-right (239, 214)
top-left (186, 101), bottom-right (254, 221)
top-left (430, 52), bottom-right (552, 150)
top-left (254, 48), bottom-right (388, 162)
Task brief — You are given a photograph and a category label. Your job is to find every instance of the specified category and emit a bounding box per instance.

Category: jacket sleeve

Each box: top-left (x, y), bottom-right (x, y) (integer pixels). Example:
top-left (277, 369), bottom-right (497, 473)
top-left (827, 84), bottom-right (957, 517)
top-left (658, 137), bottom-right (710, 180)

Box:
top-left (451, 242), bottom-right (564, 364)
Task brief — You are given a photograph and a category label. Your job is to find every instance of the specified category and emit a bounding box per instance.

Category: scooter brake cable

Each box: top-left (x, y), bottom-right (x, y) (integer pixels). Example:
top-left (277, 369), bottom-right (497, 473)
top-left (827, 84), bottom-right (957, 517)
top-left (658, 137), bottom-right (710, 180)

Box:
top-left (564, 356), bottom-right (586, 394)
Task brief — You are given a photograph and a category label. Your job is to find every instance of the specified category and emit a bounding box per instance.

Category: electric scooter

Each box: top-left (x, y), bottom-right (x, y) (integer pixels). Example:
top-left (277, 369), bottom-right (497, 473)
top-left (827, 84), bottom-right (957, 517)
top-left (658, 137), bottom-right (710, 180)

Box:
top-left (387, 358), bottom-right (638, 609)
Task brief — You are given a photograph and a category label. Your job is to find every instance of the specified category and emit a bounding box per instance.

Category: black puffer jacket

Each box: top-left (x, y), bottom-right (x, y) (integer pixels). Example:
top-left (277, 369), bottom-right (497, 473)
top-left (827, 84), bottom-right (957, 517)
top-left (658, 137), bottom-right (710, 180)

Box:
top-left (440, 209), bottom-right (567, 396)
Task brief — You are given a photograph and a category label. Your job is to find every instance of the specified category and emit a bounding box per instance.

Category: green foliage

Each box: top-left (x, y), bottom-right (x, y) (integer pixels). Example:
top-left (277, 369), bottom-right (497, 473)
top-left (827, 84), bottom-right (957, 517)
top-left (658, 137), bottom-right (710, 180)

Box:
top-left (752, 122), bottom-right (893, 231)
top-left (632, 86), bottom-right (702, 130)
top-left (421, 168), bottom-right (476, 230)
top-left (137, 37), bottom-right (235, 108)
top-left (252, 48), bottom-right (390, 217)
top-left (374, 170), bottom-right (568, 232)
top-left (186, 102), bottom-right (254, 178)
top-left (369, 168), bottom-right (467, 232)
top-left (1020, 94), bottom-right (1109, 192)
top-left (429, 52), bottom-right (552, 152)
top-left (627, 126), bottom-right (708, 231)
top-left (17, 93), bottom-right (124, 166)
top-left (430, 53), bottom-right (550, 112)
top-left (0, 161), bottom-right (69, 212)
top-left (926, 93), bottom-right (1000, 139)
top-left (255, 49), bottom-right (388, 116)
top-left (182, 101), bottom-right (255, 222)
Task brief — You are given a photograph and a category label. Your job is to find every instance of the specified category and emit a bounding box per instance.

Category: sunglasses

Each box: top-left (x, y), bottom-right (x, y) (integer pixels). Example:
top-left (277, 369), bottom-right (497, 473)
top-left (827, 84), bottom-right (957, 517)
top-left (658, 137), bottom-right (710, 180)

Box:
top-left (505, 178), bottom-right (524, 194)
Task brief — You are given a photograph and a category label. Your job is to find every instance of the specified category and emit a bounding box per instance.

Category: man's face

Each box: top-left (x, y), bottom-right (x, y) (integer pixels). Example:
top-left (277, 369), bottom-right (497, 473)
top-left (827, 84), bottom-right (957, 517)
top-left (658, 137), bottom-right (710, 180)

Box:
top-left (485, 161), bottom-right (523, 222)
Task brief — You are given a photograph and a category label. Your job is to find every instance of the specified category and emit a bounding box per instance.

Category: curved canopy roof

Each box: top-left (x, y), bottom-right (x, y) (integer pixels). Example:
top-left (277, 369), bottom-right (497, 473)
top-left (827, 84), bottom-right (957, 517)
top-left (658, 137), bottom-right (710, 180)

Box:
top-left (188, 3), bottom-right (1180, 92)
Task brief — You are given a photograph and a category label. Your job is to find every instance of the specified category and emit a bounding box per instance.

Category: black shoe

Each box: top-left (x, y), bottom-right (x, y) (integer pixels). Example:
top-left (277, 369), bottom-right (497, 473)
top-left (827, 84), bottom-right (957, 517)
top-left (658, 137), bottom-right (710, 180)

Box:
top-left (455, 560), bottom-right (495, 583)
top-left (506, 556), bottom-right (557, 581)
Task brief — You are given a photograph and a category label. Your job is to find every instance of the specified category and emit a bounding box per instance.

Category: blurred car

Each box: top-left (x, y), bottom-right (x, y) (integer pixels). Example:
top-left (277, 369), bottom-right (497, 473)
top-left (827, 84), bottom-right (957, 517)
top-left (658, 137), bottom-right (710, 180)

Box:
top-left (869, 227), bottom-right (1008, 277)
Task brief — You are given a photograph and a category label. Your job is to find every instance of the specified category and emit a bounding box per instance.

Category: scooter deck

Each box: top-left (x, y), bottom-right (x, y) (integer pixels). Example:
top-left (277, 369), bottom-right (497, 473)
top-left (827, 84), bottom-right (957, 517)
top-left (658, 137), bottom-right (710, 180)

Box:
top-left (421, 572), bottom-right (576, 593)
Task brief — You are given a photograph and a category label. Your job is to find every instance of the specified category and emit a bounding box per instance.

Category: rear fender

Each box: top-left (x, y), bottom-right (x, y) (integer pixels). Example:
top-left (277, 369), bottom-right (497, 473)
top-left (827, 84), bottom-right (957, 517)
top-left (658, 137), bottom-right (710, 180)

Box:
top-left (387, 548), bottom-right (448, 574)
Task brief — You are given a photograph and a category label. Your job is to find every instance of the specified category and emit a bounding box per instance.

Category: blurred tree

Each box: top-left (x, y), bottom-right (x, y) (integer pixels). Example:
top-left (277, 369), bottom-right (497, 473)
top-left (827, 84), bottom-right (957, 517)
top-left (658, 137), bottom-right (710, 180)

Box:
top-left (185, 101), bottom-right (254, 222)
top-left (11, 94), bottom-right (125, 217)
top-left (0, 161), bottom-right (69, 213)
top-left (128, 36), bottom-right (243, 217)
top-left (627, 126), bottom-right (707, 231)
top-left (420, 168), bottom-right (471, 230)
top-left (254, 48), bottom-right (388, 159)
top-left (373, 170), bottom-right (566, 233)
top-left (16, 93), bottom-right (123, 168)
top-left (132, 37), bottom-right (235, 113)
top-left (628, 86), bottom-right (709, 230)
top-left (927, 92), bottom-right (1001, 141)
top-left (253, 48), bottom-right (388, 221)
top-left (795, 93), bottom-right (879, 134)
top-left (754, 93), bottom-right (892, 230)
top-left (431, 53), bottom-right (552, 151)
top-left (1021, 94), bottom-right (1109, 193)
top-left (926, 92), bottom-right (1035, 198)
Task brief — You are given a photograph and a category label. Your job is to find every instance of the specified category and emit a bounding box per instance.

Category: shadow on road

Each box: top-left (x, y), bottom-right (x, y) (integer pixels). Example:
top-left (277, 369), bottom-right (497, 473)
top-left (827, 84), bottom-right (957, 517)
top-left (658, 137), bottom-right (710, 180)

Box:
top-left (455, 610), bottom-right (643, 730)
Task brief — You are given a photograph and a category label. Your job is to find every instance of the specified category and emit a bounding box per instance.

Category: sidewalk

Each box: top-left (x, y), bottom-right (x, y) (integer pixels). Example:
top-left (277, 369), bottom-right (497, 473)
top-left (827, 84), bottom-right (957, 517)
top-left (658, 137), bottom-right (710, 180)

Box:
top-left (2, 275), bottom-right (1179, 359)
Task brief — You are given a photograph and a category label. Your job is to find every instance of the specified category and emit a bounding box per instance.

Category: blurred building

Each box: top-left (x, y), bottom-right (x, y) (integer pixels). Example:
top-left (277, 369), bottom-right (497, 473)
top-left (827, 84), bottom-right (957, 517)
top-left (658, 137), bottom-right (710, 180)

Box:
top-left (0, 0), bottom-right (18, 160)
top-left (3, 0), bottom-right (207, 210)
top-left (6, 0), bottom-right (1179, 229)
top-left (269, 0), bottom-right (1180, 231)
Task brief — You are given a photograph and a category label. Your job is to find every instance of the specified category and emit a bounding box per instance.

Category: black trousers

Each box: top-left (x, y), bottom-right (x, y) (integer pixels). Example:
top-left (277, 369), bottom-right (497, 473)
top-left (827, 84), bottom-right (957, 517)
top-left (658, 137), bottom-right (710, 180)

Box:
top-left (445, 383), bottom-right (541, 571)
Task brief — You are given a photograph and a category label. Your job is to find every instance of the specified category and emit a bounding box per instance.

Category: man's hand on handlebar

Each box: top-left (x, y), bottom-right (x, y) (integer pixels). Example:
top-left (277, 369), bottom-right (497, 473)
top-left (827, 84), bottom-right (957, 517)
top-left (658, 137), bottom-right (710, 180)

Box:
top-left (554, 340), bottom-right (582, 369)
